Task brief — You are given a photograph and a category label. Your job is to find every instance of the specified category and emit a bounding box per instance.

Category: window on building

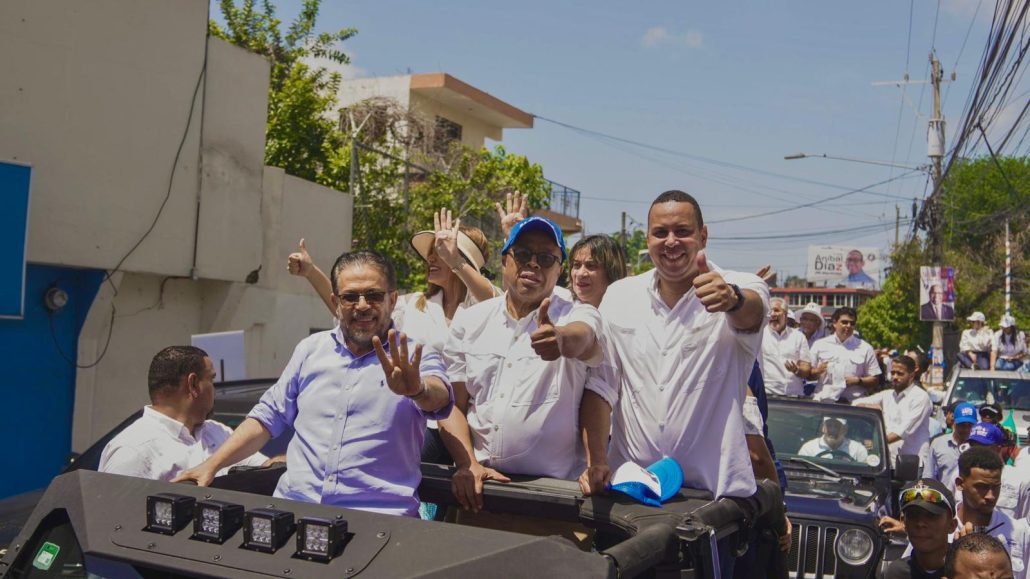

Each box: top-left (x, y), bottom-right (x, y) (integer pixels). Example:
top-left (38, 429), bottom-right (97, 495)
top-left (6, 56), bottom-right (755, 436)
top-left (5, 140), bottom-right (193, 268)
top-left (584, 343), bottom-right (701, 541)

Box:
top-left (434, 116), bottom-right (462, 153)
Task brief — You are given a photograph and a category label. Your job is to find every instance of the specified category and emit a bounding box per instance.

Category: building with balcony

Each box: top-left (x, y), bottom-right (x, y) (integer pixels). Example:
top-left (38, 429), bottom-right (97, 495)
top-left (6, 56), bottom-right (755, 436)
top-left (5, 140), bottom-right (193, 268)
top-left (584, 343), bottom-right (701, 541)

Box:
top-left (336, 73), bottom-right (582, 233)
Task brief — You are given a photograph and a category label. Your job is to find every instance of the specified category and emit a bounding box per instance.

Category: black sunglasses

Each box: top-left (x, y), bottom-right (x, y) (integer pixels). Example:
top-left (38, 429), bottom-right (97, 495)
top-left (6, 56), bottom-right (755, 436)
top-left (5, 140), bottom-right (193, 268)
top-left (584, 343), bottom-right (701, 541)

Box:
top-left (508, 247), bottom-right (561, 269)
top-left (337, 290), bottom-right (389, 305)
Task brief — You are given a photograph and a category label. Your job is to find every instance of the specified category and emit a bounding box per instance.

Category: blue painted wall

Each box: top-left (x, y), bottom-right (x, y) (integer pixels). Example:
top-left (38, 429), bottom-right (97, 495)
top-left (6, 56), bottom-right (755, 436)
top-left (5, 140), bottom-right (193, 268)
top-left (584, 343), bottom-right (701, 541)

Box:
top-left (0, 264), bottom-right (103, 498)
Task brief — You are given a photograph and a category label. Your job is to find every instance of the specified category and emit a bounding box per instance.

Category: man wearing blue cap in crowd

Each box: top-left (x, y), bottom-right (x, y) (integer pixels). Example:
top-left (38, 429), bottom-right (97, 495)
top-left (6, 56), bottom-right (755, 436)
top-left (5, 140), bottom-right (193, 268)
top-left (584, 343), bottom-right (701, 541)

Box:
top-left (439, 216), bottom-right (615, 543)
top-left (925, 401), bottom-right (978, 496)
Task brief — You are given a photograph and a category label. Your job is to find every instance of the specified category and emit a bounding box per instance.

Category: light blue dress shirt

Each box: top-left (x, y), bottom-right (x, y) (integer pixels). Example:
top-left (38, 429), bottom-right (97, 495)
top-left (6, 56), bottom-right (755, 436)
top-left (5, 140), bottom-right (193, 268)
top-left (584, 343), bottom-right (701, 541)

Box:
top-left (249, 326), bottom-right (453, 517)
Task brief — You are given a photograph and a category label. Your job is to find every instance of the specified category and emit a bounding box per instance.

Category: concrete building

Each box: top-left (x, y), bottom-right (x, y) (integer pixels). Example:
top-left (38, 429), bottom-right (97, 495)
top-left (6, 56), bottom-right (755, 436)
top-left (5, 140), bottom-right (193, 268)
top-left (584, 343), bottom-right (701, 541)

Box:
top-left (337, 73), bottom-right (582, 233)
top-left (337, 72), bottom-right (535, 151)
top-left (0, 0), bottom-right (349, 498)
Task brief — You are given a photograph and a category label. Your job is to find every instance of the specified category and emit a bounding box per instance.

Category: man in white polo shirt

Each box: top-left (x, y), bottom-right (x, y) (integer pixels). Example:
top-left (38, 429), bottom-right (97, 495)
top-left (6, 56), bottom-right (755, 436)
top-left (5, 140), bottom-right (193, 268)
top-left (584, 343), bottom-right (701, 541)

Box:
top-left (760, 297), bottom-right (812, 397)
top-left (99, 346), bottom-right (270, 480)
top-left (440, 216), bottom-right (616, 514)
top-left (600, 189), bottom-right (769, 501)
top-left (854, 355), bottom-right (932, 466)
top-left (809, 306), bottom-right (881, 403)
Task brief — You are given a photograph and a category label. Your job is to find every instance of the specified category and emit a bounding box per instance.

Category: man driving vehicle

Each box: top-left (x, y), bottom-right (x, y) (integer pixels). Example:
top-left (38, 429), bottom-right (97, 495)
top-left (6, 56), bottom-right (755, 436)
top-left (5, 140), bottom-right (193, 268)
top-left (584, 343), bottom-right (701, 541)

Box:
top-left (798, 416), bottom-right (869, 463)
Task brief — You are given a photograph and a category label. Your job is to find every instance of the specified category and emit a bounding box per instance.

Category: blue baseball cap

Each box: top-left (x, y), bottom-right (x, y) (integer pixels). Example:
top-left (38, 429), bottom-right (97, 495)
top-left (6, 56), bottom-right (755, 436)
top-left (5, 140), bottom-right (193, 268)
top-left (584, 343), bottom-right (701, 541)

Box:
top-left (609, 457), bottom-right (684, 507)
top-left (968, 422), bottom-right (1004, 446)
top-left (954, 402), bottom-right (978, 425)
top-left (500, 216), bottom-right (567, 262)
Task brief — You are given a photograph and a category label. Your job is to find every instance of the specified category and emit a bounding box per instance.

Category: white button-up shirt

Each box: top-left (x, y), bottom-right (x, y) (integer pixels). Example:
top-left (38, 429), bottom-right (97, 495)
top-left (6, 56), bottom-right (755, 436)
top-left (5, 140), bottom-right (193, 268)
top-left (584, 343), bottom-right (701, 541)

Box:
top-left (797, 436), bottom-right (868, 463)
top-left (854, 383), bottom-right (932, 464)
top-left (444, 289), bottom-right (614, 480)
top-left (809, 334), bottom-right (881, 402)
top-left (923, 433), bottom-right (963, 496)
top-left (99, 406), bottom-right (267, 481)
top-left (999, 465), bottom-right (1030, 522)
top-left (995, 330), bottom-right (1029, 360)
top-left (394, 286), bottom-right (501, 354)
top-left (760, 326), bottom-right (811, 396)
top-left (960, 327), bottom-right (995, 353)
top-left (600, 266), bottom-right (769, 499)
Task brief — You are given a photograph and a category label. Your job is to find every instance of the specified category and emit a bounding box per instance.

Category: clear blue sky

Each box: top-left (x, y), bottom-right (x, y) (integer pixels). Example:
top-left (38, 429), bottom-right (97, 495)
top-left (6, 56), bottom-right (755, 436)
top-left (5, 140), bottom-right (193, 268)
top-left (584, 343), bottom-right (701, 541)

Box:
top-left (215, 0), bottom-right (1026, 280)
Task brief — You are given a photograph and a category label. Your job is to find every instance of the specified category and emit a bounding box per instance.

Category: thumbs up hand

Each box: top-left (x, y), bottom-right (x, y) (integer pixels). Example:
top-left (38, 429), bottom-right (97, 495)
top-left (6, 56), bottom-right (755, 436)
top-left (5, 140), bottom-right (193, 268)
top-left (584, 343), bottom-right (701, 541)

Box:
top-left (692, 250), bottom-right (738, 313)
top-left (287, 238), bottom-right (314, 278)
top-left (530, 298), bottom-right (562, 361)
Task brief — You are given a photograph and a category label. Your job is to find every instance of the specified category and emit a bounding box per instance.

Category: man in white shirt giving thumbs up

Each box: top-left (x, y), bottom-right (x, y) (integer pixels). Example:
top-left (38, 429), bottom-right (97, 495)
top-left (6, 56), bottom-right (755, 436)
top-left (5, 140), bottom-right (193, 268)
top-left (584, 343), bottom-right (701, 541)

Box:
top-left (440, 216), bottom-right (618, 517)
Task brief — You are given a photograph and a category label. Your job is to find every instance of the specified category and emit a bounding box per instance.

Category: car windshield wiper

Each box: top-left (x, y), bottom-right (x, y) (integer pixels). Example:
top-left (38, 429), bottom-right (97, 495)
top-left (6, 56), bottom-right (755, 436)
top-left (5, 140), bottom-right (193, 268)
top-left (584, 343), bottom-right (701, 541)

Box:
top-left (783, 456), bottom-right (843, 480)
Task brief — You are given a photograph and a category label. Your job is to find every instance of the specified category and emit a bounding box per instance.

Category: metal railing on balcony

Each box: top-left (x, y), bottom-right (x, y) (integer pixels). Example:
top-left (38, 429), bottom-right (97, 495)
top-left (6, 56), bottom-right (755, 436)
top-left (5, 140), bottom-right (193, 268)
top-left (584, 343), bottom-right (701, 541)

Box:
top-left (546, 179), bottom-right (580, 219)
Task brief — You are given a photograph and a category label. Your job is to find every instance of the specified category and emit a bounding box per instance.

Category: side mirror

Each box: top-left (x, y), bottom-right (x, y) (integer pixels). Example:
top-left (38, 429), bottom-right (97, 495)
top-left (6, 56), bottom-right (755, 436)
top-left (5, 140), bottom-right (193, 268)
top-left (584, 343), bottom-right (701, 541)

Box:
top-left (893, 454), bottom-right (919, 482)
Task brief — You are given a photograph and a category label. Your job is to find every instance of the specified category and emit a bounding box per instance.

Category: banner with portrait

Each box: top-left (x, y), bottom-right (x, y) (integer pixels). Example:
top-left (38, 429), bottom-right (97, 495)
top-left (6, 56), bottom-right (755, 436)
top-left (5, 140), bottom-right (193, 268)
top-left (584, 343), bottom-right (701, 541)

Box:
top-left (806, 246), bottom-right (880, 289)
top-left (919, 266), bottom-right (956, 322)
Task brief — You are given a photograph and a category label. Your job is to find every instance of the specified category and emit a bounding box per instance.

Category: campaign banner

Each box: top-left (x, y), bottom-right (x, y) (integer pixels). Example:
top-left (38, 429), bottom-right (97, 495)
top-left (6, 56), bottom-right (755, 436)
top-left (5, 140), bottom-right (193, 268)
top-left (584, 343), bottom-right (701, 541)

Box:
top-left (919, 266), bottom-right (956, 322)
top-left (807, 246), bottom-right (880, 289)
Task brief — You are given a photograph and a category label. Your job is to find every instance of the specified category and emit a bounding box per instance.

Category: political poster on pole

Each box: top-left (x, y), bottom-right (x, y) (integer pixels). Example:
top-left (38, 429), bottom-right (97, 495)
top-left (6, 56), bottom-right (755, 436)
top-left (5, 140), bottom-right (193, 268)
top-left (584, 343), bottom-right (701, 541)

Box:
top-left (919, 266), bottom-right (956, 322)
top-left (806, 246), bottom-right (880, 289)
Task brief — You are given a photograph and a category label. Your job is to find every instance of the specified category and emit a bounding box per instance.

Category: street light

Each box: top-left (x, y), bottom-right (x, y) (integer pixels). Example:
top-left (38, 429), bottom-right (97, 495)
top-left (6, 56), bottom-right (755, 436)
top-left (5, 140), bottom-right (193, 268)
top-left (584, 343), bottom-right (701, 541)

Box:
top-left (784, 152), bottom-right (928, 172)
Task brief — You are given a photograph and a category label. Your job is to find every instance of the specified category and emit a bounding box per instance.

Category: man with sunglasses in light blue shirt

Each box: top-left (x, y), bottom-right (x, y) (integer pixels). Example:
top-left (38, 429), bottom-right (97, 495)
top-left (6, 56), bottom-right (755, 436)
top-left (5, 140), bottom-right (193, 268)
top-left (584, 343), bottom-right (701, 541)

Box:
top-left (174, 250), bottom-right (453, 517)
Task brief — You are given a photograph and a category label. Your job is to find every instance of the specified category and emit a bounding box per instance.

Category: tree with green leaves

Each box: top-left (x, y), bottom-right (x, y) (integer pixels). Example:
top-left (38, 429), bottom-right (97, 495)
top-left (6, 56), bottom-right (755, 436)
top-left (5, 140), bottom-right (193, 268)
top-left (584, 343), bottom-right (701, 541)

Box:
top-left (211, 0), bottom-right (555, 290)
top-left (859, 156), bottom-right (1030, 349)
top-left (209, 0), bottom-right (355, 181)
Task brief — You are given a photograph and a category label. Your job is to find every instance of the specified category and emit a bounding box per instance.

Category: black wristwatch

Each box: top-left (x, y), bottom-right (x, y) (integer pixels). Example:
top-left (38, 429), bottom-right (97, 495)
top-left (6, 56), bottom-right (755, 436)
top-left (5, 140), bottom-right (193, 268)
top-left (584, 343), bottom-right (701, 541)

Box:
top-left (726, 283), bottom-right (746, 313)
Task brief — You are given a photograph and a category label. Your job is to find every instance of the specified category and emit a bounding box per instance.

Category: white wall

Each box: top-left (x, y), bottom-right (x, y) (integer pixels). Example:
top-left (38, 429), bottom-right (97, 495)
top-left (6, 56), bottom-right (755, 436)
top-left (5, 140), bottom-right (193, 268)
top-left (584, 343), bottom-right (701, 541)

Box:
top-left (72, 169), bottom-right (350, 449)
top-left (408, 93), bottom-right (498, 149)
top-left (0, 0), bottom-right (355, 449)
top-left (335, 75), bottom-right (412, 113)
top-left (0, 0), bottom-right (210, 277)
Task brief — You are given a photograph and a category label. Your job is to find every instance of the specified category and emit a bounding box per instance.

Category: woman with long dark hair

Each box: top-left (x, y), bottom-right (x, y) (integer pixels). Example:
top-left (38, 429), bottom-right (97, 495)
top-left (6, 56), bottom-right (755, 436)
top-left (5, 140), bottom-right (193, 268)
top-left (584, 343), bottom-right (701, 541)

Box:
top-left (992, 315), bottom-right (1028, 371)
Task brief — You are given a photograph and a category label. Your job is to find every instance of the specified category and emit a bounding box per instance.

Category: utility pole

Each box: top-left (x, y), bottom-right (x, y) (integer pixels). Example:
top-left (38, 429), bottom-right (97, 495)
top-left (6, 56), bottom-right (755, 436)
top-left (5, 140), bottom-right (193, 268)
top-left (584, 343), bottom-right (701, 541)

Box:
top-left (927, 53), bottom-right (946, 388)
top-left (895, 205), bottom-right (901, 247)
top-left (620, 211), bottom-right (627, 255)
top-left (1006, 219), bottom-right (1012, 315)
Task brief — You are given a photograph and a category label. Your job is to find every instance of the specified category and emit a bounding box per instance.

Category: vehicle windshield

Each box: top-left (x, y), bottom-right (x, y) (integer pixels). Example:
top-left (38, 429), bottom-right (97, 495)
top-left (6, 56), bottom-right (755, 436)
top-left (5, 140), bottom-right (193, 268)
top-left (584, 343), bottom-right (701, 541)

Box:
top-left (767, 404), bottom-right (887, 472)
top-left (952, 377), bottom-right (1030, 410)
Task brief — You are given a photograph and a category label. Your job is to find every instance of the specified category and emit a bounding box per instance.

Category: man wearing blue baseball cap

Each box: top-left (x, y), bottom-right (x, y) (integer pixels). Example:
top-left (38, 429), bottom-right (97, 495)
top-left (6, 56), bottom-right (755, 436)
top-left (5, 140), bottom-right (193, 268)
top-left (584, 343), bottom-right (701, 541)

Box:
top-left (925, 401), bottom-right (977, 496)
top-left (440, 216), bottom-right (615, 540)
top-left (968, 422), bottom-right (1006, 448)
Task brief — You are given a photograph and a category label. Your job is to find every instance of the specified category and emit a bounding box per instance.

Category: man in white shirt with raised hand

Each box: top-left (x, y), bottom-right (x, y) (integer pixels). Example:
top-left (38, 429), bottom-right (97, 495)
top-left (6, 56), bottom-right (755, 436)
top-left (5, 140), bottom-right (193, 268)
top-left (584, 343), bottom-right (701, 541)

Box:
top-left (854, 355), bottom-right (932, 467)
top-left (440, 216), bottom-right (615, 516)
top-left (760, 297), bottom-right (812, 397)
top-left (809, 306), bottom-right (881, 403)
top-left (99, 346), bottom-right (270, 481)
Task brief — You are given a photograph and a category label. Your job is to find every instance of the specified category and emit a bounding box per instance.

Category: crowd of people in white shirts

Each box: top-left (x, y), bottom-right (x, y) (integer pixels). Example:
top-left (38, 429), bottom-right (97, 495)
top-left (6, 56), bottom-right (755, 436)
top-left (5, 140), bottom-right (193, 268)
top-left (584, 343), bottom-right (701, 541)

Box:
top-left (95, 188), bottom-right (1030, 578)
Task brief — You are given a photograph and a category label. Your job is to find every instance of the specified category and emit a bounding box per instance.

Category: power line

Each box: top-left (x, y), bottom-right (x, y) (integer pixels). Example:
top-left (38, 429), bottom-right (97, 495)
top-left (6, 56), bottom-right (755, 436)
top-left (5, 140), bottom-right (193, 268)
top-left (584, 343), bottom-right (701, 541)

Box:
top-left (533, 114), bottom-right (916, 201)
top-left (707, 170), bottom-right (921, 224)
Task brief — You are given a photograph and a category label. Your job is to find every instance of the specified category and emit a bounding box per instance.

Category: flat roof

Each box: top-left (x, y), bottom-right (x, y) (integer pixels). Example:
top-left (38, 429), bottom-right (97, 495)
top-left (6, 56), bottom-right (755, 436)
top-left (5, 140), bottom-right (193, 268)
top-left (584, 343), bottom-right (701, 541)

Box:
top-left (410, 73), bottom-right (534, 130)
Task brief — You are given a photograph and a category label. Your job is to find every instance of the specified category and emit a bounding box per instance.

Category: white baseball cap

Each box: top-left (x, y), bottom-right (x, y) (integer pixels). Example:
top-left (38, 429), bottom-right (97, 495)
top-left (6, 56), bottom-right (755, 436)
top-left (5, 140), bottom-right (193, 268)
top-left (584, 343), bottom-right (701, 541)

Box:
top-left (799, 302), bottom-right (823, 322)
top-left (1000, 315), bottom-right (1017, 329)
top-left (967, 311), bottom-right (986, 323)
top-left (787, 310), bottom-right (797, 323)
